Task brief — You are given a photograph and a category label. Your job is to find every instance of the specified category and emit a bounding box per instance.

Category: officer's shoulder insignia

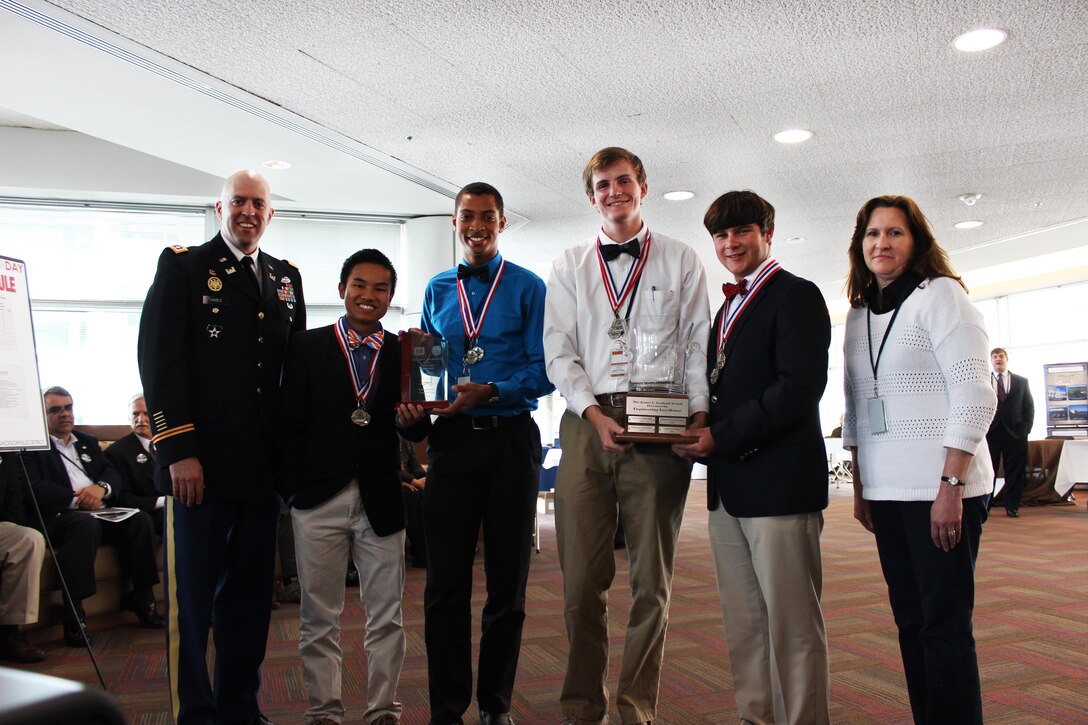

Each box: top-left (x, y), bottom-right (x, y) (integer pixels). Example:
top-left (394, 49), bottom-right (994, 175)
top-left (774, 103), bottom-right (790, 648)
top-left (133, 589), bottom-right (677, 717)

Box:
top-left (169, 245), bottom-right (189, 254)
top-left (284, 259), bottom-right (299, 270)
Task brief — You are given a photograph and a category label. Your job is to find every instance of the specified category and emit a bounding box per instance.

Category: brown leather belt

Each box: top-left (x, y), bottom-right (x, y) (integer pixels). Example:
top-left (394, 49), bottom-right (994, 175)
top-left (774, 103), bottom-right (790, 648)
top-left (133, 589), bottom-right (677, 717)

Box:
top-left (594, 393), bottom-right (627, 409)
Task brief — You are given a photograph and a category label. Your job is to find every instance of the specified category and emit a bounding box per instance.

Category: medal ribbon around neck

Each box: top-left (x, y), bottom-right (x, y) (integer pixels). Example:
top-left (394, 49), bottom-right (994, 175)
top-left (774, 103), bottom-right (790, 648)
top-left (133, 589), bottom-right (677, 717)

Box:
top-left (456, 258), bottom-right (506, 346)
top-left (334, 316), bottom-right (383, 409)
top-left (596, 230), bottom-right (651, 320)
top-left (716, 259), bottom-right (782, 354)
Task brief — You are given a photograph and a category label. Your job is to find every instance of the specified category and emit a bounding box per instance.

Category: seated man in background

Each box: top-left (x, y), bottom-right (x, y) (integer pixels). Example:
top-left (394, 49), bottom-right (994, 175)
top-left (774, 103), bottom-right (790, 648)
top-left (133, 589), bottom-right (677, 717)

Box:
top-left (398, 433), bottom-right (427, 569)
top-left (24, 386), bottom-right (162, 646)
top-left (105, 393), bottom-right (164, 536)
top-left (0, 453), bottom-right (47, 663)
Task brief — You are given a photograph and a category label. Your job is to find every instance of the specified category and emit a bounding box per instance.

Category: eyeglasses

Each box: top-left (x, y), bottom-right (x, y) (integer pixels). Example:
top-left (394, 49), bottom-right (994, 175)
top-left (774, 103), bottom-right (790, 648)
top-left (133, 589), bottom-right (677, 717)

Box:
top-left (46, 403), bottom-right (74, 415)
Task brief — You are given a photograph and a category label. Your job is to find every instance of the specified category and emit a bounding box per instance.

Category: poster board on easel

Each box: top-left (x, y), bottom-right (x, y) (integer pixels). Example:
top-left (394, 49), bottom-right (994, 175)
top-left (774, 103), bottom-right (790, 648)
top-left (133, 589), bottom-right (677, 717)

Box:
top-left (0, 255), bottom-right (49, 452)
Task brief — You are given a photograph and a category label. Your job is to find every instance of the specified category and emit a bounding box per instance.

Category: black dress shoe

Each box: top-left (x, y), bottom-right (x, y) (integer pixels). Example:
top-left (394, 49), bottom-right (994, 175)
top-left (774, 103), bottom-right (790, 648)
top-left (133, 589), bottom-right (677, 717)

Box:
top-left (1006, 508), bottom-right (1020, 518)
top-left (480, 713), bottom-right (514, 725)
top-left (124, 591), bottom-right (165, 628)
top-left (0, 631), bottom-right (47, 663)
top-left (63, 619), bottom-right (92, 647)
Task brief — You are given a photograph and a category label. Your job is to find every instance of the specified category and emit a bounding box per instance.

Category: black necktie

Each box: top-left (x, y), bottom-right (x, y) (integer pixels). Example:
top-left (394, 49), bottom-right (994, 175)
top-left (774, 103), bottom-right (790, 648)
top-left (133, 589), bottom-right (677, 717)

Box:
top-left (241, 255), bottom-right (261, 296)
top-left (457, 264), bottom-right (490, 283)
top-left (600, 238), bottom-right (641, 261)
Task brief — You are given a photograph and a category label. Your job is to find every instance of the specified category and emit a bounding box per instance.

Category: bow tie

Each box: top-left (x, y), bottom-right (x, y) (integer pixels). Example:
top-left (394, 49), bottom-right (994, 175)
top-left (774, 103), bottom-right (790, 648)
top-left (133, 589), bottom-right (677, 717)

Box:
top-left (457, 264), bottom-right (490, 283)
top-left (722, 279), bottom-right (749, 301)
top-left (345, 328), bottom-right (384, 351)
top-left (600, 238), bottom-right (641, 261)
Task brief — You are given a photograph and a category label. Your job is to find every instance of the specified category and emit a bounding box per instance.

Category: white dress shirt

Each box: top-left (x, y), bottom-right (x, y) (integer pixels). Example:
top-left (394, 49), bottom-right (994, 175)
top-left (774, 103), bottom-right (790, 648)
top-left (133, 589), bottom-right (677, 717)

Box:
top-left (51, 434), bottom-right (110, 507)
top-left (992, 370), bottom-right (1010, 395)
top-left (543, 226), bottom-right (711, 417)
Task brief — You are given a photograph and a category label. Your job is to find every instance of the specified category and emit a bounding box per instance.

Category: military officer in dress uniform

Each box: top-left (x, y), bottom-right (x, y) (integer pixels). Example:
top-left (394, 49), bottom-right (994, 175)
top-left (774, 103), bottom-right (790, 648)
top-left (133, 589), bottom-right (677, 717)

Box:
top-left (138, 170), bottom-right (305, 725)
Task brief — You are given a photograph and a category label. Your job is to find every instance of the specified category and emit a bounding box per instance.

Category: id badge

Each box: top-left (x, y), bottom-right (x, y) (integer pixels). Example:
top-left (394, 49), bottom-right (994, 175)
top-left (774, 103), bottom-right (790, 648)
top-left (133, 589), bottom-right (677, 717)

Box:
top-left (457, 375), bottom-right (471, 386)
top-left (608, 343), bottom-right (629, 379)
top-left (867, 396), bottom-right (887, 434)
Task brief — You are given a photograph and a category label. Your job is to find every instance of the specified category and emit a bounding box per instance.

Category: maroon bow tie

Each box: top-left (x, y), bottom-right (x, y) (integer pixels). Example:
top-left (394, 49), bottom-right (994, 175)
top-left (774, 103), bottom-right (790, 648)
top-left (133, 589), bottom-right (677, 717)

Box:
top-left (722, 279), bottom-right (749, 301)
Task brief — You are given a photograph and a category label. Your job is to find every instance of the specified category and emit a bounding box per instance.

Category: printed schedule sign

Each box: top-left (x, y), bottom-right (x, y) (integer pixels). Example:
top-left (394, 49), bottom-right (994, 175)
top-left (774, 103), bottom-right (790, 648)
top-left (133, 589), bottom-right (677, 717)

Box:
top-left (0, 255), bottom-right (49, 451)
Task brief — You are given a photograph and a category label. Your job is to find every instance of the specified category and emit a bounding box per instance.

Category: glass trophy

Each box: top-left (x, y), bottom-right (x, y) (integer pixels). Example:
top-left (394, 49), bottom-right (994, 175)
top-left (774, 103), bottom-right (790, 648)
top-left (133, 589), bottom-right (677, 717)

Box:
top-left (399, 330), bottom-right (450, 409)
top-left (615, 317), bottom-right (699, 443)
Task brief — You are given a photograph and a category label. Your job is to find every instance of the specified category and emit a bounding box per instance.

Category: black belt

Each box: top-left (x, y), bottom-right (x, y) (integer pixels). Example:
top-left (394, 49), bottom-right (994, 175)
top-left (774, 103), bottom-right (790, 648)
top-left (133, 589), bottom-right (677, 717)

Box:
top-left (446, 410), bottom-right (531, 430)
top-left (595, 393), bottom-right (627, 408)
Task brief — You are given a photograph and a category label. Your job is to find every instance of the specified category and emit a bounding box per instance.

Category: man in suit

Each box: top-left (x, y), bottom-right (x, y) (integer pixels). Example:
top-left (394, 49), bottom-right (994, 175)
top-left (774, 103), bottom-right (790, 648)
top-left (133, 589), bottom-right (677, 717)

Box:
top-left (987, 347), bottom-right (1035, 517)
top-left (0, 453), bottom-right (47, 663)
top-left (24, 387), bottom-right (162, 647)
top-left (675, 190), bottom-right (832, 724)
top-left (105, 394), bottom-right (164, 535)
top-left (281, 249), bottom-right (427, 725)
top-left (138, 170), bottom-right (305, 725)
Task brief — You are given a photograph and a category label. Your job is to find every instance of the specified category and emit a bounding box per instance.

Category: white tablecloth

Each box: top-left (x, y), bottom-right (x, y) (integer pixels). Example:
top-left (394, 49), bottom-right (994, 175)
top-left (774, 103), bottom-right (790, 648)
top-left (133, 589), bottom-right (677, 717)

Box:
top-left (1052, 439), bottom-right (1088, 497)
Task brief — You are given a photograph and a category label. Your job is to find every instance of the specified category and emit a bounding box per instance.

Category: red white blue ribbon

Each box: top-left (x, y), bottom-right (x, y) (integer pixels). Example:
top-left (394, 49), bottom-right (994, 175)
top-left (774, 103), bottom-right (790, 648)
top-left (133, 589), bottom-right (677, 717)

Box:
top-left (456, 259), bottom-right (506, 344)
top-left (716, 259), bottom-right (782, 354)
top-left (596, 230), bottom-right (651, 318)
top-left (334, 316), bottom-right (383, 407)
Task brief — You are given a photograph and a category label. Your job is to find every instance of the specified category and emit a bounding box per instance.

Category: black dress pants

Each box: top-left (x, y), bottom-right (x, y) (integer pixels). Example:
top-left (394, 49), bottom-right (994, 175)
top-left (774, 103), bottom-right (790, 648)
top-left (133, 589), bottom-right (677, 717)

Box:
top-left (987, 429), bottom-right (1028, 511)
top-left (422, 413), bottom-right (541, 723)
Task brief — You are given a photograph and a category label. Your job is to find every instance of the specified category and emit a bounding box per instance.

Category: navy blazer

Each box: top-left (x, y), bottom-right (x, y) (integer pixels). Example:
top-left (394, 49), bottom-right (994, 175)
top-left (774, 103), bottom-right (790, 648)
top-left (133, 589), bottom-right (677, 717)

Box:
top-left (988, 372), bottom-right (1035, 440)
top-left (279, 325), bottom-right (429, 537)
top-left (104, 431), bottom-right (159, 514)
top-left (704, 269), bottom-right (832, 518)
top-left (23, 430), bottom-right (123, 522)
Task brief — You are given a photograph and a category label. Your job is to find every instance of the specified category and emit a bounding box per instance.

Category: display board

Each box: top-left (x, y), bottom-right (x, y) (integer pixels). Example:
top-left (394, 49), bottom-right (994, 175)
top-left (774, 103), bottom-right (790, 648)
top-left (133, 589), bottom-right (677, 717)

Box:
top-left (0, 255), bottom-right (49, 451)
top-left (1044, 361), bottom-right (1088, 438)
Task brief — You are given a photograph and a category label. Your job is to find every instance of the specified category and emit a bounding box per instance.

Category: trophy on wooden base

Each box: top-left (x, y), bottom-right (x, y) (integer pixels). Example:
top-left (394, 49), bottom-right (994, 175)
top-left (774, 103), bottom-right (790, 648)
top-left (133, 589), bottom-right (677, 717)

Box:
top-left (615, 317), bottom-right (699, 444)
top-left (399, 330), bottom-right (450, 410)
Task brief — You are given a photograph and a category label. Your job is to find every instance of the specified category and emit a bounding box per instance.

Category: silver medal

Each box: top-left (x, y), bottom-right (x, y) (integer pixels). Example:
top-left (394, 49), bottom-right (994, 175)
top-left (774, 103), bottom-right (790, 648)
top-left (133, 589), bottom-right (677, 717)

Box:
top-left (709, 354), bottom-right (726, 384)
top-left (351, 407), bottom-right (371, 426)
top-left (464, 345), bottom-right (484, 365)
top-left (608, 317), bottom-right (626, 340)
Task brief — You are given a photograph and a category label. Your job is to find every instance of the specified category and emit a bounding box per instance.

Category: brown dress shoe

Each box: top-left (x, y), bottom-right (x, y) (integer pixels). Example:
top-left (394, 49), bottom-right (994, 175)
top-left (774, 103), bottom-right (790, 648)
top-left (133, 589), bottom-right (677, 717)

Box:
top-left (0, 631), bottom-right (47, 663)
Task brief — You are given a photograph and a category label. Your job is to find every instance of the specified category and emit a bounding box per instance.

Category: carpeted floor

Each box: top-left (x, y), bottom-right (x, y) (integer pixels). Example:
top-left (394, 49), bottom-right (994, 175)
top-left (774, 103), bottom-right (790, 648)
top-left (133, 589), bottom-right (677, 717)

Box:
top-left (13, 482), bottom-right (1088, 724)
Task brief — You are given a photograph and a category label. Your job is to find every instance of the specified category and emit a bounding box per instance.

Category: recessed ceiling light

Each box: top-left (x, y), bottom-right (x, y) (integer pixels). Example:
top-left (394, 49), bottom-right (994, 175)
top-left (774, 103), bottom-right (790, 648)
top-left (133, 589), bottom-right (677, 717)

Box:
top-left (954, 220), bottom-right (984, 230)
top-left (774, 129), bottom-right (813, 144)
top-left (663, 190), bottom-right (695, 201)
top-left (263, 160), bottom-right (291, 170)
top-left (954, 28), bottom-right (1007, 52)
top-left (786, 236), bottom-right (806, 244)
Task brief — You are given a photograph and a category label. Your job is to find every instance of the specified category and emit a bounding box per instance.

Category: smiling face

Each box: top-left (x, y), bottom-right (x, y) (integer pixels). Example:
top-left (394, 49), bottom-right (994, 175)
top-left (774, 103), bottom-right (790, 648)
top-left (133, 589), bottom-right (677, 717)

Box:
top-left (129, 396), bottom-right (152, 440)
top-left (863, 206), bottom-right (915, 288)
top-left (453, 193), bottom-right (505, 266)
top-left (589, 160), bottom-right (648, 241)
top-left (713, 223), bottom-right (773, 281)
top-left (339, 262), bottom-right (392, 335)
top-left (215, 171), bottom-right (274, 254)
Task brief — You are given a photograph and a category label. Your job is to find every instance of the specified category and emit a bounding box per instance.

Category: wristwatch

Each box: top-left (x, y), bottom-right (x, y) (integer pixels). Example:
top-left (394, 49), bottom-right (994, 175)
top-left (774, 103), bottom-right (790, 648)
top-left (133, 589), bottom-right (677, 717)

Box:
top-left (940, 475), bottom-right (965, 487)
top-left (486, 382), bottom-right (500, 405)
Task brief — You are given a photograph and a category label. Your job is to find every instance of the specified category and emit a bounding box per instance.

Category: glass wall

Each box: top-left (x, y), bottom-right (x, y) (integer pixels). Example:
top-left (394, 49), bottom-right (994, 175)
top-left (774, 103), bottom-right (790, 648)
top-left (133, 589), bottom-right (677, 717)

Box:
top-left (0, 202), bottom-right (405, 424)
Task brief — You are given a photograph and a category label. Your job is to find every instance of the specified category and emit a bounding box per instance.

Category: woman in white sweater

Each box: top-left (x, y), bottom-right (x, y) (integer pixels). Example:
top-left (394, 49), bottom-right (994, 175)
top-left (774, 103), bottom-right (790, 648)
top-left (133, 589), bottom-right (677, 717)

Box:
top-left (842, 195), bottom-right (996, 725)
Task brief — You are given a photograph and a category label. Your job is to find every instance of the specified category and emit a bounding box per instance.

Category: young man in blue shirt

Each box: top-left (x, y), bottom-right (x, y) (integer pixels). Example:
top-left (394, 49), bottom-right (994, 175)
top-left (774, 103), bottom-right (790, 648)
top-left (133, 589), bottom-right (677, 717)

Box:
top-left (420, 182), bottom-right (553, 725)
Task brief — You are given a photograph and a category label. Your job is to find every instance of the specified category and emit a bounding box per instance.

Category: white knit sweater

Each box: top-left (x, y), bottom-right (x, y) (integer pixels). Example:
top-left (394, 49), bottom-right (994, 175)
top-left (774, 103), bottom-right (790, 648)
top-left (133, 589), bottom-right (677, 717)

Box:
top-left (842, 277), bottom-right (996, 501)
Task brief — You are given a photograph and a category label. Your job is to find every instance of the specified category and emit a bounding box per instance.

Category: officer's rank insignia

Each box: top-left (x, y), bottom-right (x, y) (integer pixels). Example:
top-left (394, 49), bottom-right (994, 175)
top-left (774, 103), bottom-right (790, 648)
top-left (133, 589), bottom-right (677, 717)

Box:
top-left (207, 324), bottom-right (222, 338)
top-left (208, 277), bottom-right (223, 291)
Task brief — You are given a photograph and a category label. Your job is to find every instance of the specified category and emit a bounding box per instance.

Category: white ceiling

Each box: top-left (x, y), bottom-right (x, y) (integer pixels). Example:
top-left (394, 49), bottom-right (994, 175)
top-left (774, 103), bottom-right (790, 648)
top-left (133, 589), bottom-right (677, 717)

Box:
top-left (2, 0), bottom-right (1087, 304)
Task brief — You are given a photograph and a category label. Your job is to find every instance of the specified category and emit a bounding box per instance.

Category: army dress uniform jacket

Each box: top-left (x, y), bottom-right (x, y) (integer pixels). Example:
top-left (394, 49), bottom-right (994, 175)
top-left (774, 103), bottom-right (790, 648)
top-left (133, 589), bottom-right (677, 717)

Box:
top-left (138, 234), bottom-right (305, 501)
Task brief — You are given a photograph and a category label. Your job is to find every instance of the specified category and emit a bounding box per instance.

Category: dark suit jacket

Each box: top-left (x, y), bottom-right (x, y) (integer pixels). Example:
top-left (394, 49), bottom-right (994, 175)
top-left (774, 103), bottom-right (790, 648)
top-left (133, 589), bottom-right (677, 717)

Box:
top-left (704, 269), bottom-right (831, 518)
top-left (104, 432), bottom-right (159, 514)
top-left (137, 234), bottom-right (305, 501)
top-left (0, 453), bottom-right (31, 526)
top-left (22, 431), bottom-right (123, 524)
top-left (280, 325), bottom-right (429, 537)
top-left (988, 372), bottom-right (1034, 440)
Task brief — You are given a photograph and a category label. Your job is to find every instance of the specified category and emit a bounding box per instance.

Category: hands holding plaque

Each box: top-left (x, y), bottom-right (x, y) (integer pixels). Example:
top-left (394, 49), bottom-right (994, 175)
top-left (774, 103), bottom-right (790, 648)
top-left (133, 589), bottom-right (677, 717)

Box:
top-left (399, 329), bottom-right (450, 410)
top-left (613, 317), bottom-right (700, 444)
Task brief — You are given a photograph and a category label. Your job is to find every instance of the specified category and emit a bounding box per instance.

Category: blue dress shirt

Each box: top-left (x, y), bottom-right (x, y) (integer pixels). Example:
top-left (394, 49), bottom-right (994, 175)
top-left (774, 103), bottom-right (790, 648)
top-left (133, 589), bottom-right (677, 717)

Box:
top-left (421, 254), bottom-right (553, 416)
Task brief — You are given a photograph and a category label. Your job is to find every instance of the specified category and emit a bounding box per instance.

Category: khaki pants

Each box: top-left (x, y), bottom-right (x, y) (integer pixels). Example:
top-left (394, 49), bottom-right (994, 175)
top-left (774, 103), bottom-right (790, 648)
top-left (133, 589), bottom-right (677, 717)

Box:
top-left (0, 522), bottom-right (44, 625)
top-left (555, 409), bottom-right (691, 725)
top-left (708, 505), bottom-right (830, 724)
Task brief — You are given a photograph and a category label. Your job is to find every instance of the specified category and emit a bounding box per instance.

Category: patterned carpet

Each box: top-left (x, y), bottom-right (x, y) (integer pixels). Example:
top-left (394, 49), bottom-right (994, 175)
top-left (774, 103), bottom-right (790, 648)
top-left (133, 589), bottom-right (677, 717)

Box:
top-left (14, 483), bottom-right (1088, 724)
